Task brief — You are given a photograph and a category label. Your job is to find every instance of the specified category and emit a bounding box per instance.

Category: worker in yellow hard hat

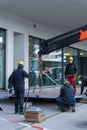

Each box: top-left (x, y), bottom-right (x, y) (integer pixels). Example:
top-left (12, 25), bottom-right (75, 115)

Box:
top-left (78, 75), bottom-right (81, 81)
top-left (18, 60), bottom-right (24, 67)
top-left (8, 60), bottom-right (30, 115)
top-left (65, 56), bottom-right (77, 94)
top-left (64, 80), bottom-right (70, 85)
top-left (56, 79), bottom-right (75, 112)
top-left (68, 56), bottom-right (73, 61)
top-left (78, 75), bottom-right (87, 95)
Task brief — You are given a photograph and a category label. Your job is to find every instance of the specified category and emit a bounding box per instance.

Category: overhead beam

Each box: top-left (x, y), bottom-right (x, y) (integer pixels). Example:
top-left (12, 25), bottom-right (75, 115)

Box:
top-left (39, 25), bottom-right (87, 54)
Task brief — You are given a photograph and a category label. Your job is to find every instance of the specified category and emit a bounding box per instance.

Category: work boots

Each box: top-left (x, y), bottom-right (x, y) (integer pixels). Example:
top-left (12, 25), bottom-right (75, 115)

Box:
top-left (60, 105), bottom-right (67, 112)
top-left (72, 106), bottom-right (75, 112)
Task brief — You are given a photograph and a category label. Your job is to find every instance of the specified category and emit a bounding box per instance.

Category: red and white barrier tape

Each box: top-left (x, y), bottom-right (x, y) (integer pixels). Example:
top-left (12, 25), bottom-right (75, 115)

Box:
top-left (0, 117), bottom-right (51, 130)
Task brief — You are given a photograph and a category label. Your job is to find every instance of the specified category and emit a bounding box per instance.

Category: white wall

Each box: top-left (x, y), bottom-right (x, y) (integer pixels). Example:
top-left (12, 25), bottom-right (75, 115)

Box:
top-left (0, 10), bottom-right (59, 39)
top-left (6, 30), bottom-right (14, 89)
top-left (14, 34), bottom-right (24, 69)
top-left (0, 9), bottom-right (60, 89)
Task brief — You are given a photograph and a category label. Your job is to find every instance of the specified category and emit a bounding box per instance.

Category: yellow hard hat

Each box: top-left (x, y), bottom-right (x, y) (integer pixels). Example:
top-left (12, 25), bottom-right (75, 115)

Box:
top-left (69, 56), bottom-right (73, 61)
top-left (18, 60), bottom-right (24, 66)
top-left (78, 75), bottom-right (81, 80)
top-left (64, 80), bottom-right (70, 85)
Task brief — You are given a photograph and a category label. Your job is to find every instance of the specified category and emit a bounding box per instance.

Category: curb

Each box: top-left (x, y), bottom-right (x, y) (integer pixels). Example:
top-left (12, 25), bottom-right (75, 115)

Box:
top-left (0, 117), bottom-right (51, 130)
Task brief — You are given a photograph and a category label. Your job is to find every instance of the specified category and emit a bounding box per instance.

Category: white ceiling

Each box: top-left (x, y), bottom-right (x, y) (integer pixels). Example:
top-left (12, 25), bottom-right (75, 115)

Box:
top-left (0, 0), bottom-right (87, 32)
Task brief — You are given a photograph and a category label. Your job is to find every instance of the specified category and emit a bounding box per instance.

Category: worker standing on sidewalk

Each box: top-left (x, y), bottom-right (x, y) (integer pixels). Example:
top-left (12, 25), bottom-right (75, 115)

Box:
top-left (65, 56), bottom-right (77, 93)
top-left (8, 60), bottom-right (33, 115)
top-left (78, 75), bottom-right (87, 95)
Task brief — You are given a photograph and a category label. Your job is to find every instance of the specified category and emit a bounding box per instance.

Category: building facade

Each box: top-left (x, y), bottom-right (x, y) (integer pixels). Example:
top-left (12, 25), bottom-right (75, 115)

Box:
top-left (0, 9), bottom-right (87, 90)
top-left (0, 9), bottom-right (59, 90)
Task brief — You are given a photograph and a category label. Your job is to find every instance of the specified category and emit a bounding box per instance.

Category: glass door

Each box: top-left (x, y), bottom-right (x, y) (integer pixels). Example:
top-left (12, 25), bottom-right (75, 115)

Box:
top-left (0, 29), bottom-right (6, 89)
top-left (29, 36), bottom-right (41, 87)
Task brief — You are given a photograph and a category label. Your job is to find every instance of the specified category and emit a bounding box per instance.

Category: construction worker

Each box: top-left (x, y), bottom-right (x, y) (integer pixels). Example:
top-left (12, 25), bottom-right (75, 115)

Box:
top-left (65, 56), bottom-right (77, 93)
top-left (78, 75), bottom-right (87, 95)
top-left (8, 60), bottom-right (33, 115)
top-left (56, 80), bottom-right (76, 112)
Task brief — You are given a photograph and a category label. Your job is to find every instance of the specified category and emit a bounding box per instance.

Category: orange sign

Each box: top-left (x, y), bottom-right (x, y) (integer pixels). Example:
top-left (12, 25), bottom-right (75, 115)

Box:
top-left (80, 30), bottom-right (87, 41)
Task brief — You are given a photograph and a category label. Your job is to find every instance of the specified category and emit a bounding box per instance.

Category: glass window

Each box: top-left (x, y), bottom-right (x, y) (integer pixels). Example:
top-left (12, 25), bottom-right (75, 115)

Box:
top-left (0, 29), bottom-right (6, 89)
top-left (29, 36), bottom-right (41, 86)
top-left (42, 49), bottom-right (62, 85)
top-left (29, 36), bottom-right (63, 87)
top-left (79, 50), bottom-right (87, 75)
top-left (29, 36), bottom-right (39, 71)
top-left (29, 39), bottom-right (87, 87)
top-left (0, 29), bottom-right (6, 44)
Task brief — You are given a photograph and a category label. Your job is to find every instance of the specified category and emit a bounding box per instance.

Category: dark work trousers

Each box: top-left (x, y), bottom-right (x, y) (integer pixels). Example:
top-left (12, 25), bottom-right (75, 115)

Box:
top-left (56, 97), bottom-right (75, 111)
top-left (14, 88), bottom-right (24, 113)
top-left (80, 84), bottom-right (84, 94)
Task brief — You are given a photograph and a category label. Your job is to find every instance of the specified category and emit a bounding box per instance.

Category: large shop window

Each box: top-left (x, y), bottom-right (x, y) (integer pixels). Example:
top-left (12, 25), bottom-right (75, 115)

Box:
top-left (0, 29), bottom-right (6, 89)
top-left (79, 50), bottom-right (87, 75)
top-left (29, 36), bottom-right (62, 87)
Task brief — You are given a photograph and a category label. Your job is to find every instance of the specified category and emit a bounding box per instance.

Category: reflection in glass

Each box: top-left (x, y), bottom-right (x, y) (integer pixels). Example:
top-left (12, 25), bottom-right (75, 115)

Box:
top-left (42, 50), bottom-right (62, 85)
top-left (29, 36), bottom-right (63, 87)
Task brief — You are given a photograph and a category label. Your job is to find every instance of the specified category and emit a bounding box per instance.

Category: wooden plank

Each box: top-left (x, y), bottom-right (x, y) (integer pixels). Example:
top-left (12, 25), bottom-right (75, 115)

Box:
top-left (79, 98), bottom-right (87, 103)
top-left (25, 111), bottom-right (45, 123)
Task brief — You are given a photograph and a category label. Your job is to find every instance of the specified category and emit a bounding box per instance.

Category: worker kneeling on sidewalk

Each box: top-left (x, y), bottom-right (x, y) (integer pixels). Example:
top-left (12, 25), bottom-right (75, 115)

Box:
top-left (56, 80), bottom-right (76, 112)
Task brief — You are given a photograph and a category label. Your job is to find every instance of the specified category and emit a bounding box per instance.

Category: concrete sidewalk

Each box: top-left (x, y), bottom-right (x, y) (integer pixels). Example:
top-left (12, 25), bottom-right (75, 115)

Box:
top-left (22, 103), bottom-right (87, 130)
top-left (36, 103), bottom-right (87, 130)
top-left (0, 97), bottom-right (87, 130)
